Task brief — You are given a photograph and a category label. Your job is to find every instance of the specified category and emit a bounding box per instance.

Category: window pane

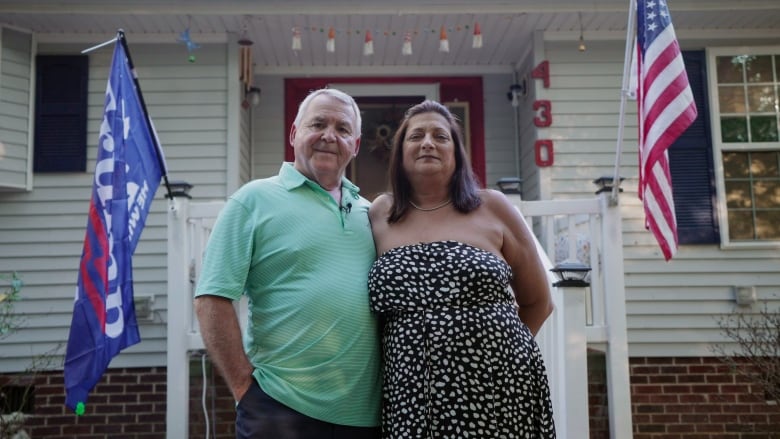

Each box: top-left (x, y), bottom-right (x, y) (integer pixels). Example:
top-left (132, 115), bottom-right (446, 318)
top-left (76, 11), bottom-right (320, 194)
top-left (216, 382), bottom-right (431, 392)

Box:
top-left (716, 55), bottom-right (745, 83)
top-left (747, 85), bottom-right (777, 112)
top-left (755, 210), bottom-right (780, 239)
top-left (718, 86), bottom-right (746, 113)
top-left (723, 151), bottom-right (750, 178)
top-left (726, 180), bottom-right (752, 208)
top-left (751, 152), bottom-right (780, 177)
top-left (728, 210), bottom-right (754, 240)
top-left (721, 117), bottom-right (748, 142)
top-left (754, 180), bottom-right (780, 208)
top-left (745, 55), bottom-right (773, 83)
top-left (750, 116), bottom-right (779, 142)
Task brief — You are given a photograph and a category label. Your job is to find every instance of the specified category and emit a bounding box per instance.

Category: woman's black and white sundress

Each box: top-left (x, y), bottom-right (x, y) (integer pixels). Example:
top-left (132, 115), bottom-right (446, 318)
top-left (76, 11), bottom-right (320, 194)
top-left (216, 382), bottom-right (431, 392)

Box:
top-left (368, 240), bottom-right (555, 439)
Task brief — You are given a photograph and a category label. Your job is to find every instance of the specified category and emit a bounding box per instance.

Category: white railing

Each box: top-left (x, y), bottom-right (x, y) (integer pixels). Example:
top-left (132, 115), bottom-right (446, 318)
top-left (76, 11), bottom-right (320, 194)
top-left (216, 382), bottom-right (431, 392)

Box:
top-left (165, 191), bottom-right (632, 439)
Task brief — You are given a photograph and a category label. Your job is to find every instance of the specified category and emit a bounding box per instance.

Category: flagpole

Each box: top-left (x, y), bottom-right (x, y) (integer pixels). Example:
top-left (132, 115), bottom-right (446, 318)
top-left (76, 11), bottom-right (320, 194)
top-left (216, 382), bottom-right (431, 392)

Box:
top-left (116, 30), bottom-right (173, 199)
top-left (610, 0), bottom-right (637, 204)
top-left (81, 36), bottom-right (119, 54)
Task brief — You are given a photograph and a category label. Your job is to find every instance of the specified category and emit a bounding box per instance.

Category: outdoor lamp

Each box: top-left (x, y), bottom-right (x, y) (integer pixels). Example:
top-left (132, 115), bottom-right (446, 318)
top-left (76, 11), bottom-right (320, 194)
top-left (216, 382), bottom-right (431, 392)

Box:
top-left (167, 180), bottom-right (193, 199)
top-left (550, 261), bottom-right (592, 287)
top-left (593, 175), bottom-right (625, 194)
top-left (496, 177), bottom-right (523, 195)
top-left (246, 86), bottom-right (262, 107)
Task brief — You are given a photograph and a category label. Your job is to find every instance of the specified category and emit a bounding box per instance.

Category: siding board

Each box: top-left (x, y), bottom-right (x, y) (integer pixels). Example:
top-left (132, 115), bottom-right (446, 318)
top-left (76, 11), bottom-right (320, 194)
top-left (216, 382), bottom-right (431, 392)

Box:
top-left (542, 37), bottom-right (780, 357)
top-left (0, 41), bottom-right (230, 371)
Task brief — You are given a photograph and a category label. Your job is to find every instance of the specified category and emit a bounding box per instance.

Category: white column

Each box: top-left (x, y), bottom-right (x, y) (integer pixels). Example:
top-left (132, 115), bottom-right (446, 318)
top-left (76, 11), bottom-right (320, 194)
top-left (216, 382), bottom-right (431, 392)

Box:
top-left (561, 284), bottom-right (590, 439)
top-left (166, 195), bottom-right (191, 439)
top-left (598, 192), bottom-right (634, 439)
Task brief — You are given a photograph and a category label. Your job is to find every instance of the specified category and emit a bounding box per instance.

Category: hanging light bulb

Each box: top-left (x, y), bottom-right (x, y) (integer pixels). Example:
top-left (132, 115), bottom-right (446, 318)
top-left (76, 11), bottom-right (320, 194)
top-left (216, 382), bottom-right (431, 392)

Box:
top-left (363, 29), bottom-right (374, 56)
top-left (439, 25), bottom-right (449, 53)
top-left (326, 27), bottom-right (336, 53)
top-left (292, 27), bottom-right (302, 51)
top-left (472, 22), bottom-right (483, 49)
top-left (578, 12), bottom-right (587, 52)
top-left (402, 31), bottom-right (412, 55)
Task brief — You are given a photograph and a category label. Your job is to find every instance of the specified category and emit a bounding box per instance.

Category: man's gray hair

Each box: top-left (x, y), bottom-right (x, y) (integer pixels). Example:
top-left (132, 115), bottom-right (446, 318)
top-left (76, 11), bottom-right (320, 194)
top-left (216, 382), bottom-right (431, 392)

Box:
top-left (293, 88), bottom-right (362, 137)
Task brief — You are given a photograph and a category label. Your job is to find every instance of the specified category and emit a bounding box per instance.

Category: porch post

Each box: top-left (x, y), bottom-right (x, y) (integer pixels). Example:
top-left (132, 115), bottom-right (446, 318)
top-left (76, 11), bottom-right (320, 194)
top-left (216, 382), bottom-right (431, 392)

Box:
top-left (560, 284), bottom-right (590, 438)
top-left (598, 191), bottom-right (634, 439)
top-left (166, 185), bottom-right (192, 439)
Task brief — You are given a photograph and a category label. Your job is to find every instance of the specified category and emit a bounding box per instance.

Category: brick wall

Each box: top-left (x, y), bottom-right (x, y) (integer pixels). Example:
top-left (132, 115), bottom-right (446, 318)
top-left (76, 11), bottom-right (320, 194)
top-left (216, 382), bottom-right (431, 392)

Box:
top-left (5, 355), bottom-right (780, 437)
top-left (630, 357), bottom-right (780, 438)
top-left (3, 357), bottom-right (235, 438)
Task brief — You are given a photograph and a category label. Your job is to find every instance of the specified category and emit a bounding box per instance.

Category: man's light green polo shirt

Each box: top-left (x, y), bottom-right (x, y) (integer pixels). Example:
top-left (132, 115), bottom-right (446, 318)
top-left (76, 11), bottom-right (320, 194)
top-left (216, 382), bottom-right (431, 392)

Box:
top-left (195, 163), bottom-right (380, 426)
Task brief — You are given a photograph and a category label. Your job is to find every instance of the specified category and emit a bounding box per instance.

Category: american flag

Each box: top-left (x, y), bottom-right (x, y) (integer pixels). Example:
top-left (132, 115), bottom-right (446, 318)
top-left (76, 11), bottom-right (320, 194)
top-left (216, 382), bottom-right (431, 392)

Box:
top-left (636, 0), bottom-right (697, 261)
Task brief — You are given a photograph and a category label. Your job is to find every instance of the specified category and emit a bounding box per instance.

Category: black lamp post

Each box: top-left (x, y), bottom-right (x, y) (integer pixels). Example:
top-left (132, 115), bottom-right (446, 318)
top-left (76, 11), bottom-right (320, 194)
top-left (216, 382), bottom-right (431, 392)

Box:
top-left (593, 175), bottom-right (625, 194)
top-left (496, 177), bottom-right (523, 195)
top-left (550, 261), bottom-right (592, 287)
top-left (166, 180), bottom-right (193, 199)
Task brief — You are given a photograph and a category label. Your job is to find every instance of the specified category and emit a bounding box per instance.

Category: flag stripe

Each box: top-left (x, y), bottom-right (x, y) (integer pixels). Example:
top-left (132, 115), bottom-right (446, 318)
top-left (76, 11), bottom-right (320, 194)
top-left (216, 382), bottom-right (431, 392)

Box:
top-left (79, 202), bottom-right (109, 331)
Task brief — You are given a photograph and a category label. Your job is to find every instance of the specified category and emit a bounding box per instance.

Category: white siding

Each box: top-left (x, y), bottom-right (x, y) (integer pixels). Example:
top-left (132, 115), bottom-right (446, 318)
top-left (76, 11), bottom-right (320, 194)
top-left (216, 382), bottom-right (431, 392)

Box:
top-left (0, 41), bottom-right (231, 372)
top-left (0, 27), bottom-right (32, 191)
top-left (541, 37), bottom-right (780, 357)
top-left (251, 75), bottom-right (285, 179)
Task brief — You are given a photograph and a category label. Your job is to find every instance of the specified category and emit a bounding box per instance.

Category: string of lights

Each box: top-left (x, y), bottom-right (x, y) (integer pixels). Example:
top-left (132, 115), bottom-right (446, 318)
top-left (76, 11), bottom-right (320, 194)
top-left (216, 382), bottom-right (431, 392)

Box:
top-left (290, 22), bottom-right (483, 54)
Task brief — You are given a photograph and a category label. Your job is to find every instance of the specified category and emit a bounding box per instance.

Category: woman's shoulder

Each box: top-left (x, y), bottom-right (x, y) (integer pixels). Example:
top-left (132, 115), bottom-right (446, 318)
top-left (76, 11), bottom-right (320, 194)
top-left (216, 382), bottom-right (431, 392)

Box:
top-left (478, 188), bottom-right (512, 209)
top-left (369, 193), bottom-right (392, 220)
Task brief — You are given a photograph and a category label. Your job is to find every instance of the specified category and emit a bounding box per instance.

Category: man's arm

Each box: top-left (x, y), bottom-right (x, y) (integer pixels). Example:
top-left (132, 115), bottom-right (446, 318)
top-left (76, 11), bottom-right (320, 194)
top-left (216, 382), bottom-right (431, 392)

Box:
top-left (194, 295), bottom-right (255, 401)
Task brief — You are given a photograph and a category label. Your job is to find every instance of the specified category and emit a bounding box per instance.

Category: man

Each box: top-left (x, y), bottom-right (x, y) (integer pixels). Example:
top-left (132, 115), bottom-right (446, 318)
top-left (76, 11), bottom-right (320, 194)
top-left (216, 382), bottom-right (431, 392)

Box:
top-left (194, 88), bottom-right (380, 438)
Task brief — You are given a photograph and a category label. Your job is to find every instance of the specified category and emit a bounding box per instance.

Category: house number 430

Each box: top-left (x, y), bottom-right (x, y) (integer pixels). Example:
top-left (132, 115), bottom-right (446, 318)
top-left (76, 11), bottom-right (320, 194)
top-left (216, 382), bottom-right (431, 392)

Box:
top-left (531, 60), bottom-right (553, 167)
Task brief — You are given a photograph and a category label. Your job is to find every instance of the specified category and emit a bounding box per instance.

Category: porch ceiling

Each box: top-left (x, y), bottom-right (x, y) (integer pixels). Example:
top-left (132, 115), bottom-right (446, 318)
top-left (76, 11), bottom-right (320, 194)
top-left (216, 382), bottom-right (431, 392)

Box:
top-left (1, 0), bottom-right (779, 74)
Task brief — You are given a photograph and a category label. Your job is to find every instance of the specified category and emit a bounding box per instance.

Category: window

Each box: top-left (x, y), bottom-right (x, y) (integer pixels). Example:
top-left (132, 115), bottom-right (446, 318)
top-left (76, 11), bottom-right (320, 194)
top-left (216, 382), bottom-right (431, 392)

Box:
top-left (34, 55), bottom-right (88, 173)
top-left (708, 48), bottom-right (780, 246)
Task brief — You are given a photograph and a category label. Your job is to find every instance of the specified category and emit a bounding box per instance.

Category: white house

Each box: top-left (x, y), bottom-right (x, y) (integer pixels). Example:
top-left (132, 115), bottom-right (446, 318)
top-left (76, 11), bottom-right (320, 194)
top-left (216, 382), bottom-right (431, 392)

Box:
top-left (1, 1), bottom-right (779, 437)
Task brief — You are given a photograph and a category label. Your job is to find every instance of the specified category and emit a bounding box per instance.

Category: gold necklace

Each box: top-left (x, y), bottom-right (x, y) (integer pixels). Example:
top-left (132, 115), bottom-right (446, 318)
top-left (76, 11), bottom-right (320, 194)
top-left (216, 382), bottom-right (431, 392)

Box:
top-left (409, 199), bottom-right (452, 211)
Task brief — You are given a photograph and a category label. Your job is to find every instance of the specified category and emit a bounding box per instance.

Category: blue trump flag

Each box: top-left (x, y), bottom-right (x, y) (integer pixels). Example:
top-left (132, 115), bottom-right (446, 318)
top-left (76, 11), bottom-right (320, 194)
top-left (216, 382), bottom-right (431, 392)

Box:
top-left (64, 33), bottom-right (167, 415)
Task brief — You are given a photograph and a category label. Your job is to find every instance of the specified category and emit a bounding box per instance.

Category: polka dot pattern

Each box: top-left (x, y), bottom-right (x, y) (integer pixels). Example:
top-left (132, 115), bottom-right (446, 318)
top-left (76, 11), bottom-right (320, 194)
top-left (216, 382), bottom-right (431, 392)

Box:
top-left (369, 240), bottom-right (556, 438)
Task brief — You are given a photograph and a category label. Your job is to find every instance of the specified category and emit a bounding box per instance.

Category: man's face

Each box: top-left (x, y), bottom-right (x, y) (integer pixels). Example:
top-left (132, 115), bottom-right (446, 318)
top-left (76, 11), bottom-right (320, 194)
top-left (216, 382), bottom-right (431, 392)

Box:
top-left (289, 94), bottom-right (361, 189)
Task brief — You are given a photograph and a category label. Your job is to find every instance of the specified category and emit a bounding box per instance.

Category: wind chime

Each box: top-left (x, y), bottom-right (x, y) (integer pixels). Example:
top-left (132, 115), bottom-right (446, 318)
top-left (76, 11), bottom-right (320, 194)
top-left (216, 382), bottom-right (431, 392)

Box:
top-left (238, 17), bottom-right (254, 104)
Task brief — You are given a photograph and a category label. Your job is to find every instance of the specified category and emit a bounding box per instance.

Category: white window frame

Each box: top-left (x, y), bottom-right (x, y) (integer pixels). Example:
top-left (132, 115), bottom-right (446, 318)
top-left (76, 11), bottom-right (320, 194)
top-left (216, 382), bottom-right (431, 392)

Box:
top-left (706, 46), bottom-right (780, 248)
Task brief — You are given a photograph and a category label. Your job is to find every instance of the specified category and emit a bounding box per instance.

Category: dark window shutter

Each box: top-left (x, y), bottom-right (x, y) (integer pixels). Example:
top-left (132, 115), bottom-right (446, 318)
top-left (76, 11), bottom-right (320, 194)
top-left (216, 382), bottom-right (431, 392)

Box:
top-left (669, 51), bottom-right (720, 244)
top-left (34, 55), bottom-right (88, 172)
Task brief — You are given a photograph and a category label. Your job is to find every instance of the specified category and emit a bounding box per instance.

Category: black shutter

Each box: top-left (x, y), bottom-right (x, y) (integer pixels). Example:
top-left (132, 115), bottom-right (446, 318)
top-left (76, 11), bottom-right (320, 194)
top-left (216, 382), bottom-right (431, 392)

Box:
top-left (669, 51), bottom-right (720, 244)
top-left (34, 55), bottom-right (88, 172)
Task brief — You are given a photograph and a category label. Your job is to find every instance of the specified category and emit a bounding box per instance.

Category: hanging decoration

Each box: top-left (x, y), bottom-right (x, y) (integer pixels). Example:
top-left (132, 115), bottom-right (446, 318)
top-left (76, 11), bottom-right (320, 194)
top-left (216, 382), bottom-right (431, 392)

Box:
top-left (364, 30), bottom-right (374, 56)
top-left (577, 12), bottom-right (587, 52)
top-left (281, 21), bottom-right (482, 55)
top-left (439, 25), bottom-right (449, 52)
top-left (472, 22), bottom-right (483, 48)
top-left (292, 27), bottom-right (302, 51)
top-left (401, 32), bottom-right (413, 55)
top-left (177, 17), bottom-right (201, 63)
top-left (239, 38), bottom-right (253, 91)
top-left (326, 27), bottom-right (336, 53)
top-left (238, 17), bottom-right (254, 91)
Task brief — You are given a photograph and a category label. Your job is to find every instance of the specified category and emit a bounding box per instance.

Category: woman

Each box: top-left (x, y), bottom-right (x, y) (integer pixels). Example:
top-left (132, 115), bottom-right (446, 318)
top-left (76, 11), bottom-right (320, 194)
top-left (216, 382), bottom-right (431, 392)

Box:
top-left (368, 100), bottom-right (556, 438)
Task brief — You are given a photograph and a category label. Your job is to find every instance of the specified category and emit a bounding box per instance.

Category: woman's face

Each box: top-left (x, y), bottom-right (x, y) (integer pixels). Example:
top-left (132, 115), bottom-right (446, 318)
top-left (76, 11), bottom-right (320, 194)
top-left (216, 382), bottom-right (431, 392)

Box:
top-left (401, 111), bottom-right (456, 180)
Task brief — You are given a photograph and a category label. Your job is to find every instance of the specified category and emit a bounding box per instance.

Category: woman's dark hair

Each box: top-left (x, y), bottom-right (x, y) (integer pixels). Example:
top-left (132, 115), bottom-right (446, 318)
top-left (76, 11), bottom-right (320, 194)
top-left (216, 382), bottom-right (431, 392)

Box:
top-left (386, 100), bottom-right (482, 223)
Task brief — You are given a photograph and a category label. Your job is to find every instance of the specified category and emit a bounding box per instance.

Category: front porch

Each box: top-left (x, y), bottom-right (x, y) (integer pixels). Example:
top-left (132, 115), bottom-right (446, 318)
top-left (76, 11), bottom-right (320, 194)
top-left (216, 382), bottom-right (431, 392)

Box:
top-left (165, 182), bottom-right (633, 439)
